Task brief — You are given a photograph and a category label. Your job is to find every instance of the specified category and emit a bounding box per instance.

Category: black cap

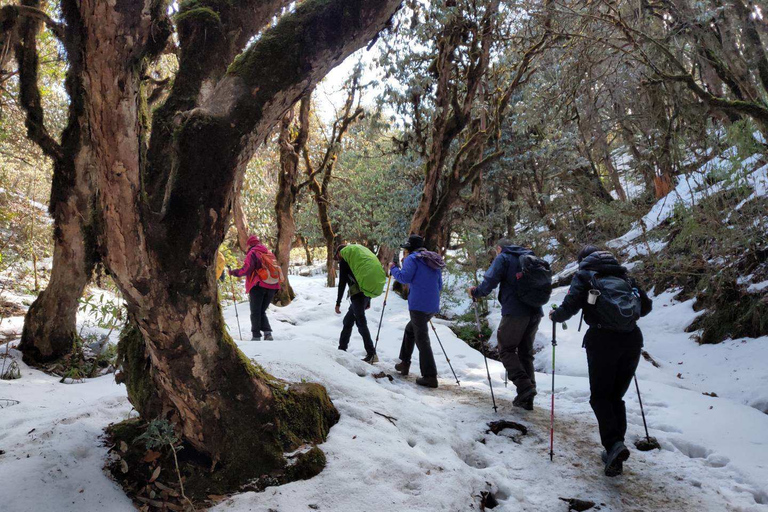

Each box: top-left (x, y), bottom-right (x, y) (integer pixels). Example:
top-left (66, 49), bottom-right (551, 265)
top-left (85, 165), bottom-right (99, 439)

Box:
top-left (400, 234), bottom-right (425, 251)
top-left (577, 245), bottom-right (600, 263)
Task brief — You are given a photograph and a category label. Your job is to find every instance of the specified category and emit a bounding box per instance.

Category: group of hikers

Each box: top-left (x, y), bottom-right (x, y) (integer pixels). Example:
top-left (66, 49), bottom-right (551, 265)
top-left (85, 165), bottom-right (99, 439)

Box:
top-left (227, 233), bottom-right (653, 477)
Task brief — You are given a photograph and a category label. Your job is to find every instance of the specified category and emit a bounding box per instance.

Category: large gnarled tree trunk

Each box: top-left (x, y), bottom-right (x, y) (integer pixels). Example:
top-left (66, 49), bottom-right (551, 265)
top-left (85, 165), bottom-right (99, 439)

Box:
top-left (63, 0), bottom-right (402, 487)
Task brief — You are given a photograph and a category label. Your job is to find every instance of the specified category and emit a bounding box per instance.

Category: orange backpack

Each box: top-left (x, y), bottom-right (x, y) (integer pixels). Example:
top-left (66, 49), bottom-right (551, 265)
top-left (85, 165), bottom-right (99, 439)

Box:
top-left (256, 250), bottom-right (285, 286)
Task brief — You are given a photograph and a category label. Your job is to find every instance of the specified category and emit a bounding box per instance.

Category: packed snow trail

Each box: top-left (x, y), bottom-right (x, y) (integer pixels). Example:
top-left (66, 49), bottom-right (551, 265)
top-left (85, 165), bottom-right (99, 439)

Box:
top-left (1, 275), bottom-right (767, 511)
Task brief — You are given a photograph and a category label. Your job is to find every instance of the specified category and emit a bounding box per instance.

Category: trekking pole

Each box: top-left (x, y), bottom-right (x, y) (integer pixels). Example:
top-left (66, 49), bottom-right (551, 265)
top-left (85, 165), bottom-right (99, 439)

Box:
top-left (635, 375), bottom-right (651, 441)
top-left (429, 320), bottom-right (460, 386)
top-left (578, 311), bottom-right (584, 332)
top-left (550, 313), bottom-right (558, 462)
top-left (374, 275), bottom-right (393, 353)
top-left (227, 268), bottom-right (244, 341)
top-left (473, 300), bottom-right (497, 413)
top-left (633, 375), bottom-right (661, 450)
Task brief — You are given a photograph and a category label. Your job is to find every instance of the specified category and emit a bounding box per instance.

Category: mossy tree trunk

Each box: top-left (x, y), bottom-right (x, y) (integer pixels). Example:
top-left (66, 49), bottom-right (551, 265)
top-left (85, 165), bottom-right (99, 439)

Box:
top-left (273, 96), bottom-right (311, 305)
top-left (14, 0), bottom-right (96, 364)
top-left (36, 0), bottom-right (403, 485)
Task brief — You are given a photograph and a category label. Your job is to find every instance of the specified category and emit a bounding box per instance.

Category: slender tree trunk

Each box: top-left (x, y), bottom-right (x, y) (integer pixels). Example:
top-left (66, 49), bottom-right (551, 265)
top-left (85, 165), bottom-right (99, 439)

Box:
top-left (308, 178), bottom-right (336, 287)
top-left (232, 184), bottom-right (250, 254)
top-left (274, 97), bottom-right (310, 305)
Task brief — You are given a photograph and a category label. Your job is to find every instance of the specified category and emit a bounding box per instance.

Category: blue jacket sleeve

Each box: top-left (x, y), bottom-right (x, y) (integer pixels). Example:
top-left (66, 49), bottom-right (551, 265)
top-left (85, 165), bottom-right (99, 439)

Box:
top-left (472, 255), bottom-right (505, 299)
top-left (438, 271), bottom-right (443, 292)
top-left (390, 255), bottom-right (417, 284)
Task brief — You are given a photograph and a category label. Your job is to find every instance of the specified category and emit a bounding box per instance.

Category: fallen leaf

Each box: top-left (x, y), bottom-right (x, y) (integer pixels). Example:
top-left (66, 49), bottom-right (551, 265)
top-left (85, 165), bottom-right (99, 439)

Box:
top-left (120, 441), bottom-right (128, 453)
top-left (120, 459), bottom-right (129, 474)
top-left (149, 466), bottom-right (161, 483)
top-left (143, 450), bottom-right (161, 463)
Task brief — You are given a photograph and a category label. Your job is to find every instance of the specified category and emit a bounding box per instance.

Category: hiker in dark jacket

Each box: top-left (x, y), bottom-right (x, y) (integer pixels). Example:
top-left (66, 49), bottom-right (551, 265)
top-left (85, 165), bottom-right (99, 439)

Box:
top-left (550, 245), bottom-right (653, 477)
top-left (389, 234), bottom-right (445, 389)
top-left (469, 240), bottom-right (543, 410)
top-left (335, 244), bottom-right (378, 364)
top-left (229, 236), bottom-right (280, 341)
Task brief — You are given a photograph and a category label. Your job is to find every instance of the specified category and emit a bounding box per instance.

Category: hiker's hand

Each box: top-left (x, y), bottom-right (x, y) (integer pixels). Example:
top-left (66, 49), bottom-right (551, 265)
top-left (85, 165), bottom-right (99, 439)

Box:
top-left (468, 286), bottom-right (476, 298)
top-left (335, 305), bottom-right (341, 315)
top-left (549, 309), bottom-right (555, 320)
top-left (388, 262), bottom-right (396, 272)
top-left (365, 303), bottom-right (371, 310)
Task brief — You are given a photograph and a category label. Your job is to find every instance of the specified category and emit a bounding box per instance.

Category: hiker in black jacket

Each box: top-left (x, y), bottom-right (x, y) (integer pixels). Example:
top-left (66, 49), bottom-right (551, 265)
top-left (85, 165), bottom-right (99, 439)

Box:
top-left (469, 239), bottom-right (543, 410)
top-left (334, 245), bottom-right (377, 363)
top-left (550, 245), bottom-right (652, 477)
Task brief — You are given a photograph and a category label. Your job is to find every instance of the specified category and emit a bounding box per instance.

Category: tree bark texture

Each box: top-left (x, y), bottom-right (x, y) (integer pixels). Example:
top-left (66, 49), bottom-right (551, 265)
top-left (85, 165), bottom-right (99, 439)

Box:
top-left (16, 0), bottom-right (96, 364)
top-left (25, 0), bottom-right (402, 485)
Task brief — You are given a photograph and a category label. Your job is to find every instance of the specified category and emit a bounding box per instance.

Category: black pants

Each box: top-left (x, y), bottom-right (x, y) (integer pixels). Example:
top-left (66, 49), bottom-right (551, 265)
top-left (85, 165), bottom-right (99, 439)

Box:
top-left (339, 292), bottom-right (375, 356)
top-left (249, 286), bottom-right (276, 337)
top-left (398, 311), bottom-right (437, 378)
top-left (497, 314), bottom-right (541, 392)
top-left (585, 327), bottom-right (643, 451)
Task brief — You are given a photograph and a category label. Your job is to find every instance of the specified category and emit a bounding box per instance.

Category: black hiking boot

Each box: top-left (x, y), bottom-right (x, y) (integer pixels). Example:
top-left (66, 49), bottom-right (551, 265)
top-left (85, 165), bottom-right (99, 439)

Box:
top-left (416, 376), bottom-right (438, 388)
top-left (362, 353), bottom-right (379, 364)
top-left (513, 386), bottom-right (537, 409)
top-left (395, 361), bottom-right (411, 376)
top-left (263, 332), bottom-right (274, 341)
top-left (604, 441), bottom-right (630, 477)
top-left (251, 336), bottom-right (261, 341)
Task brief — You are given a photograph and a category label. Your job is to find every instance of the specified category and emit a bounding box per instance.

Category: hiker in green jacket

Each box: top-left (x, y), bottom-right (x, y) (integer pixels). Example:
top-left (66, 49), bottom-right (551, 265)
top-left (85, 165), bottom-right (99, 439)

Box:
top-left (335, 244), bottom-right (386, 363)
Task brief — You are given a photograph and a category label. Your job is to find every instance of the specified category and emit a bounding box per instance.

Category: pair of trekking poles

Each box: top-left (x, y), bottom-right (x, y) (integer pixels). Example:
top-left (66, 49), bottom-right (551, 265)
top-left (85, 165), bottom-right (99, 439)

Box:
top-left (373, 275), bottom-right (461, 386)
top-left (474, 304), bottom-right (657, 462)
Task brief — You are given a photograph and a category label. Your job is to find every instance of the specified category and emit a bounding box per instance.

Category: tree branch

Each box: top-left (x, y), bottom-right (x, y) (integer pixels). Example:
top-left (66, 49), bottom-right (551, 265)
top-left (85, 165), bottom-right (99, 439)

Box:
top-left (14, 0), bottom-right (62, 163)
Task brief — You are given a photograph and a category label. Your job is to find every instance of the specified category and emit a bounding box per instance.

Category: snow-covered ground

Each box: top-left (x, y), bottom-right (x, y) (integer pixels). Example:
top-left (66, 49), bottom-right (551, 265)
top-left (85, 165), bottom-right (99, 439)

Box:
top-left (1, 276), bottom-right (768, 511)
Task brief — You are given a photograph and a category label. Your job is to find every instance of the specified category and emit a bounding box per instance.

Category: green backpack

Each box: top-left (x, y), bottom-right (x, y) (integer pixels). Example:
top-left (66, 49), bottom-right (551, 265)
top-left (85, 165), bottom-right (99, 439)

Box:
top-left (340, 245), bottom-right (387, 298)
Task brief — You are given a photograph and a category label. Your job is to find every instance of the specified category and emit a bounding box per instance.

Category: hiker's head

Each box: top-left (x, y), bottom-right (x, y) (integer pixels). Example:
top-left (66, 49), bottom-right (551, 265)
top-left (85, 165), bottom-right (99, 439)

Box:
top-left (400, 234), bottom-right (425, 257)
top-left (247, 235), bottom-right (261, 248)
top-left (577, 245), bottom-right (600, 263)
top-left (495, 238), bottom-right (514, 255)
top-left (334, 244), bottom-right (347, 261)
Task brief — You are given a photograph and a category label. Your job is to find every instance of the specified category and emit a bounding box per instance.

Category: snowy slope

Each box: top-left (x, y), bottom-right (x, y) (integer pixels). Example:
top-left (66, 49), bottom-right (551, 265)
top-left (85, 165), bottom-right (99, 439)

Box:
top-left (1, 276), bottom-right (768, 511)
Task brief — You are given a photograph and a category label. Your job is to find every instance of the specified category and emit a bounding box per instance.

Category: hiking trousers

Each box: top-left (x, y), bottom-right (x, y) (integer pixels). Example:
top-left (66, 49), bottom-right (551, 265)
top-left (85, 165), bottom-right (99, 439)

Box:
top-left (585, 327), bottom-right (643, 451)
top-left (249, 285), bottom-right (276, 337)
top-left (339, 292), bottom-right (375, 356)
top-left (497, 314), bottom-right (541, 392)
top-left (399, 311), bottom-right (438, 378)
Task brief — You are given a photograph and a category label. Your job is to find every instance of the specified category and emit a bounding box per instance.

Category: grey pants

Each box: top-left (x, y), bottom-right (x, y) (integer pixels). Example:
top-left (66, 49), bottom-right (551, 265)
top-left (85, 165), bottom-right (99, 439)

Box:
top-left (398, 311), bottom-right (438, 378)
top-left (497, 314), bottom-right (541, 392)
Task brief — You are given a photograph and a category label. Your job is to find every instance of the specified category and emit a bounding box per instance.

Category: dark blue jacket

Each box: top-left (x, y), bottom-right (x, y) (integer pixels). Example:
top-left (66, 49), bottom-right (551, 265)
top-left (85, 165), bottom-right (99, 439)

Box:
top-left (472, 245), bottom-right (543, 317)
top-left (391, 252), bottom-right (443, 314)
top-left (551, 251), bottom-right (652, 327)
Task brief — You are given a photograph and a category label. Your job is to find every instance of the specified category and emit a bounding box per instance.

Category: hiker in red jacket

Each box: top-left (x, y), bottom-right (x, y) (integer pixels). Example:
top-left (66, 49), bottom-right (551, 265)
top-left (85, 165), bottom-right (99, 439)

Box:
top-left (228, 236), bottom-right (283, 341)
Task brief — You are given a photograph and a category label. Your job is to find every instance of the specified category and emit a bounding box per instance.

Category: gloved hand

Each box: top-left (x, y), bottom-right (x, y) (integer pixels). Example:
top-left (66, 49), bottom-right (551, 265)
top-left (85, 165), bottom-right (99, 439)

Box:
top-left (335, 304), bottom-right (341, 315)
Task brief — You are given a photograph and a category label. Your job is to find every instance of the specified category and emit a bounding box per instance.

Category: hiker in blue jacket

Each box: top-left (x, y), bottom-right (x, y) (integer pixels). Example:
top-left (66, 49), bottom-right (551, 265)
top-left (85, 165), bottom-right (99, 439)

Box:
top-left (389, 234), bottom-right (445, 388)
top-left (469, 240), bottom-right (543, 410)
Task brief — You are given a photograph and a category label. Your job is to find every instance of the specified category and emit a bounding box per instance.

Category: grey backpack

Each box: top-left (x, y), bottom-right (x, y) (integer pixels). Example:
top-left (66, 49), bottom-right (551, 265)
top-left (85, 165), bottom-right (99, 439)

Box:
top-left (588, 274), bottom-right (641, 332)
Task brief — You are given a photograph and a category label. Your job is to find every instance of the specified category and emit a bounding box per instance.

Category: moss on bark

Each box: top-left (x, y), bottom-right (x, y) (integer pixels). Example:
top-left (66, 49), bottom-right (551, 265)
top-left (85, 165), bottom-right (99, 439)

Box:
top-left (115, 321), bottom-right (163, 418)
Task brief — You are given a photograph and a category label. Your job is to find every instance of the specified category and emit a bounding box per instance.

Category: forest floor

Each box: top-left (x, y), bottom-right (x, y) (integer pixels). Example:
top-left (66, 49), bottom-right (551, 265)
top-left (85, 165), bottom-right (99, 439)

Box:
top-left (1, 276), bottom-right (768, 511)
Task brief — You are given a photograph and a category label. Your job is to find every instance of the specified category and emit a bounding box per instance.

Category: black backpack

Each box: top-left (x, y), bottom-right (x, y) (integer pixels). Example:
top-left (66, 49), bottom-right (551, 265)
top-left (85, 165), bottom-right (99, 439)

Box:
top-left (588, 274), bottom-right (642, 332)
top-left (516, 254), bottom-right (553, 308)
